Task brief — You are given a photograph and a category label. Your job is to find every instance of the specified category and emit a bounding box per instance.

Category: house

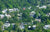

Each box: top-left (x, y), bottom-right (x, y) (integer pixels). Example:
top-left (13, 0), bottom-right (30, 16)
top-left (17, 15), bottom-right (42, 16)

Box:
top-left (28, 26), bottom-right (31, 28)
top-left (2, 8), bottom-right (19, 13)
top-left (28, 6), bottom-right (32, 9)
top-left (28, 26), bottom-right (33, 30)
top-left (16, 8), bottom-right (19, 11)
top-left (35, 18), bottom-right (41, 22)
top-left (19, 25), bottom-right (25, 30)
top-left (43, 25), bottom-right (50, 29)
top-left (2, 9), bottom-right (7, 13)
top-left (19, 23), bottom-right (25, 30)
top-left (17, 13), bottom-right (22, 16)
top-left (17, 13), bottom-right (22, 20)
top-left (30, 11), bottom-right (36, 17)
top-left (32, 25), bottom-right (36, 30)
top-left (39, 5), bottom-right (47, 9)
top-left (8, 8), bottom-right (19, 12)
top-left (9, 9), bottom-right (14, 12)
top-left (0, 14), bottom-right (5, 19)
top-left (28, 25), bottom-right (36, 30)
top-left (3, 21), bottom-right (10, 28)
top-left (36, 5), bottom-right (39, 7)
top-left (13, 8), bottom-right (17, 11)
top-left (46, 13), bottom-right (50, 17)
top-left (23, 7), bottom-right (26, 10)
top-left (9, 8), bottom-right (17, 12)
top-left (17, 14), bottom-right (22, 16)
top-left (5, 14), bottom-right (11, 18)
top-left (48, 13), bottom-right (50, 15)
top-left (36, 5), bottom-right (47, 9)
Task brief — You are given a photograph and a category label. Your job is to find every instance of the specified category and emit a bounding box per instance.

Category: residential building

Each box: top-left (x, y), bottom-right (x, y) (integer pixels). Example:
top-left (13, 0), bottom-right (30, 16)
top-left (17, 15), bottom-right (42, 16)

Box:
top-left (28, 6), bottom-right (32, 9)
top-left (3, 21), bottom-right (10, 28)
top-left (43, 25), bottom-right (50, 29)
top-left (5, 14), bottom-right (11, 18)
top-left (35, 18), bottom-right (41, 22)
top-left (17, 13), bottom-right (22, 20)
top-left (30, 11), bottom-right (36, 17)
top-left (36, 5), bottom-right (47, 9)
top-left (28, 26), bottom-right (32, 30)
top-left (9, 9), bottom-right (14, 12)
top-left (2, 9), bottom-right (7, 13)
top-left (46, 13), bottom-right (50, 17)
top-left (0, 14), bottom-right (5, 19)
top-left (32, 25), bottom-right (36, 29)
top-left (19, 23), bottom-right (25, 30)
top-left (23, 7), bottom-right (26, 10)
top-left (8, 8), bottom-right (18, 12)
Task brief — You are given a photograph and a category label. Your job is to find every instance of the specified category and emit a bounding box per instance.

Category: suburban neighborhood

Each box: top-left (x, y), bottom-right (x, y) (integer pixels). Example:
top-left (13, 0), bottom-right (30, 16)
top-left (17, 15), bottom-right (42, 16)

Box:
top-left (0, 0), bottom-right (50, 32)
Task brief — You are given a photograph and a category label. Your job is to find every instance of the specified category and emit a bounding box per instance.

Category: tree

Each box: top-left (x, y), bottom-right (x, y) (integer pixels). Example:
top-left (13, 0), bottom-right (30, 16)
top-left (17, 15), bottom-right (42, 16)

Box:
top-left (0, 21), bottom-right (3, 32)
top-left (4, 30), bottom-right (9, 32)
